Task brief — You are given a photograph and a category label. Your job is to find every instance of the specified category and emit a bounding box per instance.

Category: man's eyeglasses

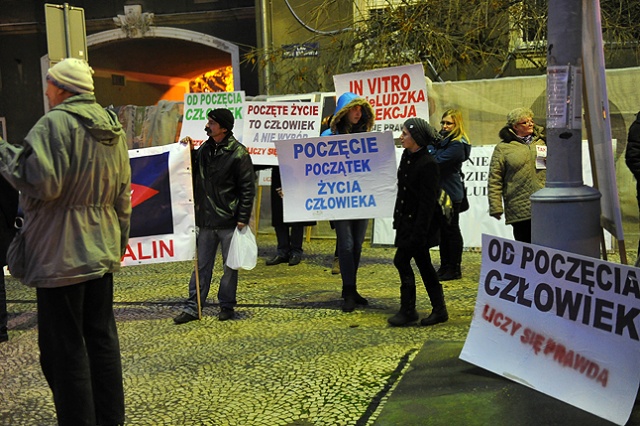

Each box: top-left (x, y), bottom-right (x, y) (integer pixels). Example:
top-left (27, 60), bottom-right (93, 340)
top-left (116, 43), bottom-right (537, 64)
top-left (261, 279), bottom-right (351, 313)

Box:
top-left (440, 121), bottom-right (454, 125)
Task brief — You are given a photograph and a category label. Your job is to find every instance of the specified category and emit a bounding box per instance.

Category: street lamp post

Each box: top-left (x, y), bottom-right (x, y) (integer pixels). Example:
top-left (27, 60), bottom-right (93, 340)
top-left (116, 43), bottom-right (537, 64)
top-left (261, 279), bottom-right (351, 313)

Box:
top-left (530, 0), bottom-right (601, 257)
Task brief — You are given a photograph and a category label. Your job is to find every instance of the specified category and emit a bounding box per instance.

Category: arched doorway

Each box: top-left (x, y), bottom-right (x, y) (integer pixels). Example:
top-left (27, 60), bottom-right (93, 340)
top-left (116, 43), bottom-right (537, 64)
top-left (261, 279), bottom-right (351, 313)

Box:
top-left (41, 26), bottom-right (240, 110)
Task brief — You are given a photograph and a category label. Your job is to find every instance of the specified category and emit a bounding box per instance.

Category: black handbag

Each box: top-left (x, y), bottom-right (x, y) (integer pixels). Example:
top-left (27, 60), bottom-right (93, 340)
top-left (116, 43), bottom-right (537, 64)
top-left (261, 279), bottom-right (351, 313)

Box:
top-left (460, 184), bottom-right (470, 213)
top-left (6, 218), bottom-right (25, 279)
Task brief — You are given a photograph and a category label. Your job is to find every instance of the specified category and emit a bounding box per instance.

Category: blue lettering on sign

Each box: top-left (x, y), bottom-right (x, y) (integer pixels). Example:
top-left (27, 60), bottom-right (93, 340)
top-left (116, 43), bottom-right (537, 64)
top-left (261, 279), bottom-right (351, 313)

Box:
top-left (317, 180), bottom-right (362, 195)
top-left (304, 159), bottom-right (371, 177)
top-left (293, 137), bottom-right (379, 160)
top-left (304, 195), bottom-right (377, 210)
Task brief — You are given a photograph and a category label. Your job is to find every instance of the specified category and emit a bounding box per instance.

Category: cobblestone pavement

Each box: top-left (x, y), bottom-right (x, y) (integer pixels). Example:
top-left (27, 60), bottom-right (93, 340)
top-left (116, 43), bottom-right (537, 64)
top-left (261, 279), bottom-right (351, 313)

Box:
top-left (0, 234), bottom-right (511, 425)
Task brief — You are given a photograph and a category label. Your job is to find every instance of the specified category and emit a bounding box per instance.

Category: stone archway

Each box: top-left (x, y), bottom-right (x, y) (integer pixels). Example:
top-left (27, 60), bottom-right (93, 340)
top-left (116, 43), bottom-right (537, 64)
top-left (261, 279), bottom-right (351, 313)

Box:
top-left (40, 26), bottom-right (240, 112)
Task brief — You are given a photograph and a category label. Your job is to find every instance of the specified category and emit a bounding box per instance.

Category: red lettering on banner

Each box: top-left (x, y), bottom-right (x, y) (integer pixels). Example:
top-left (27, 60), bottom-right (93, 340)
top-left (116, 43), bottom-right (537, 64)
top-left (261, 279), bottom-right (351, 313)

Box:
top-left (520, 328), bottom-right (545, 354)
top-left (482, 304), bottom-right (609, 387)
top-left (122, 239), bottom-right (175, 261)
top-left (350, 79), bottom-right (363, 95)
top-left (543, 338), bottom-right (609, 387)
top-left (374, 105), bottom-right (417, 121)
top-left (482, 304), bottom-right (522, 336)
top-left (247, 147), bottom-right (267, 155)
top-left (368, 92), bottom-right (424, 108)
top-left (366, 73), bottom-right (411, 93)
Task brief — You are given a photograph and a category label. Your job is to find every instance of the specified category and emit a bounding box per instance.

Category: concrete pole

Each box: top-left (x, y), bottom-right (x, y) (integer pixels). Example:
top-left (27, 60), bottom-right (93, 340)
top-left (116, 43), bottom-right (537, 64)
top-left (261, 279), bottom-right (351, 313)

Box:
top-left (530, 0), bottom-right (601, 257)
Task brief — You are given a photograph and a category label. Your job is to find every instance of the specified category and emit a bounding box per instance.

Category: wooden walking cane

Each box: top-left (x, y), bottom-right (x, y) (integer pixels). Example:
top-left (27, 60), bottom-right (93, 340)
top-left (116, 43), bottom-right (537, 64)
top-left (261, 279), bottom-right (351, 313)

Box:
top-left (194, 243), bottom-right (202, 320)
top-left (184, 135), bottom-right (203, 320)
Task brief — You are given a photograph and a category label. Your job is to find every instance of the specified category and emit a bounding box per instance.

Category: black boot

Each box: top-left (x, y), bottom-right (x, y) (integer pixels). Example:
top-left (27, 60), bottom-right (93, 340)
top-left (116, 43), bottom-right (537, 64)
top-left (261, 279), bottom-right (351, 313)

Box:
top-left (388, 279), bottom-right (418, 327)
top-left (438, 245), bottom-right (451, 278)
top-left (342, 287), bottom-right (368, 305)
top-left (439, 264), bottom-right (461, 281)
top-left (421, 306), bottom-right (449, 326)
top-left (342, 286), bottom-right (356, 312)
top-left (437, 264), bottom-right (451, 279)
top-left (388, 308), bottom-right (419, 326)
top-left (422, 282), bottom-right (448, 326)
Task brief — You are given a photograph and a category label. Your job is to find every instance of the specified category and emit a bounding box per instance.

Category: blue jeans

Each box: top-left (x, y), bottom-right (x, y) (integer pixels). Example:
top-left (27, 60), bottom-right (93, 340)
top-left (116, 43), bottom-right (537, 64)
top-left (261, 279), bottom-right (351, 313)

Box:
top-left (37, 274), bottom-right (124, 426)
top-left (183, 227), bottom-right (237, 315)
top-left (334, 219), bottom-right (368, 289)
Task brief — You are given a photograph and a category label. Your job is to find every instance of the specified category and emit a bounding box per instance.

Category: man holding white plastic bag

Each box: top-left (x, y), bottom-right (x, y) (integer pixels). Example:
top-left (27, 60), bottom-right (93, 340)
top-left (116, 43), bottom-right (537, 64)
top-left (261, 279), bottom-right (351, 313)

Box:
top-left (174, 108), bottom-right (255, 323)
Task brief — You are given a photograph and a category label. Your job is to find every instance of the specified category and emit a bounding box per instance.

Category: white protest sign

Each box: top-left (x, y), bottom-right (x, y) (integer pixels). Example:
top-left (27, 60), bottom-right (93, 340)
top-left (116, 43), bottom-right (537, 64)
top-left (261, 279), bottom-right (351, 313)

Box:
top-left (274, 131), bottom-right (397, 222)
top-left (242, 101), bottom-right (322, 166)
top-left (333, 64), bottom-right (429, 137)
top-left (180, 91), bottom-right (245, 147)
top-left (373, 142), bottom-right (614, 248)
top-left (460, 234), bottom-right (640, 425)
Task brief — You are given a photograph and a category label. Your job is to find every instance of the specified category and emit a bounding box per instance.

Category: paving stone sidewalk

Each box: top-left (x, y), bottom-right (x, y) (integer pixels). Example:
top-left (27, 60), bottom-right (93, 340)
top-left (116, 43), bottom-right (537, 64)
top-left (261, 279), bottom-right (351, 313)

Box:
top-left (1, 234), bottom-right (635, 425)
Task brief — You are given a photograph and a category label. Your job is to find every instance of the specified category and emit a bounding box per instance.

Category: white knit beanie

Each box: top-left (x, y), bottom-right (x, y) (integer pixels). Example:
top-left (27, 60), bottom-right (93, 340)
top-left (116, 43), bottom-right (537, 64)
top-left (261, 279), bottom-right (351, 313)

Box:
top-left (46, 58), bottom-right (95, 94)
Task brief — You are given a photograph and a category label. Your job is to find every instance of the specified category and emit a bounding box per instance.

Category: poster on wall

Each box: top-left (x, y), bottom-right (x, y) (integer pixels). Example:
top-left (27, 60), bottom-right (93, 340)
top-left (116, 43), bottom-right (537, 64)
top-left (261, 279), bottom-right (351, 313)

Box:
top-left (333, 63), bottom-right (429, 137)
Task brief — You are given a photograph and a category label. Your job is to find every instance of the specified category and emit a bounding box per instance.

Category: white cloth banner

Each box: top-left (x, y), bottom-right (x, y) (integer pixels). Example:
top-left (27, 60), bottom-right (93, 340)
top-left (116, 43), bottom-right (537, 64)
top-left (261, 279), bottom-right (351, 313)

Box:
top-left (274, 131), bottom-right (397, 222)
top-left (373, 143), bottom-right (612, 248)
top-left (122, 143), bottom-right (196, 266)
top-left (333, 63), bottom-right (429, 137)
top-left (460, 234), bottom-right (640, 425)
top-left (179, 91), bottom-right (246, 147)
top-left (242, 101), bottom-right (323, 166)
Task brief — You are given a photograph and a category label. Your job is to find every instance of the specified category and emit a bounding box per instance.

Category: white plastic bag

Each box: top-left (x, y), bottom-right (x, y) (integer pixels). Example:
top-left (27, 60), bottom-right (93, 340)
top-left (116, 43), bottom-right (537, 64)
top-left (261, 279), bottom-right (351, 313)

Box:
top-left (226, 226), bottom-right (258, 270)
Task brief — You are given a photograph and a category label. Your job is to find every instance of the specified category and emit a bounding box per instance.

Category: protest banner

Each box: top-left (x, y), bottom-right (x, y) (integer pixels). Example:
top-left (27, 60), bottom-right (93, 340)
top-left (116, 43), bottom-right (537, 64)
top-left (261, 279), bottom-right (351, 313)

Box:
top-left (179, 91), bottom-right (245, 147)
top-left (460, 234), bottom-right (640, 425)
top-left (372, 141), bottom-right (613, 248)
top-left (242, 100), bottom-right (322, 166)
top-left (274, 131), bottom-right (397, 222)
top-left (333, 63), bottom-right (429, 137)
top-left (122, 143), bottom-right (195, 266)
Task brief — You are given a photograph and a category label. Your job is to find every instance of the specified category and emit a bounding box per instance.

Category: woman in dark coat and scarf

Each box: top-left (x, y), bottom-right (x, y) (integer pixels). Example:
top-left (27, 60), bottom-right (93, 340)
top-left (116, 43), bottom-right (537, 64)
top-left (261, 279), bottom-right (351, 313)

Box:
top-left (388, 118), bottom-right (449, 327)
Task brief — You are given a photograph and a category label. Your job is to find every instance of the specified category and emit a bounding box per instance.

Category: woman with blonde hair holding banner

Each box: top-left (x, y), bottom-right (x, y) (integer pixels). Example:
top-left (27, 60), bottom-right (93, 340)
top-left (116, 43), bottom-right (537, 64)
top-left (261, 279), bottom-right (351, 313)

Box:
top-left (320, 92), bottom-right (375, 312)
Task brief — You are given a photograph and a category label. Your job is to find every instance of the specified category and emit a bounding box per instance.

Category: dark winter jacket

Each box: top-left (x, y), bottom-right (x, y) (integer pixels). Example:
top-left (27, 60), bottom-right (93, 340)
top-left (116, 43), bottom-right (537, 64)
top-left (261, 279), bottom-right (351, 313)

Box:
top-left (429, 134), bottom-right (471, 202)
top-left (625, 111), bottom-right (640, 197)
top-left (393, 147), bottom-right (440, 249)
top-left (488, 125), bottom-right (546, 224)
top-left (192, 133), bottom-right (255, 229)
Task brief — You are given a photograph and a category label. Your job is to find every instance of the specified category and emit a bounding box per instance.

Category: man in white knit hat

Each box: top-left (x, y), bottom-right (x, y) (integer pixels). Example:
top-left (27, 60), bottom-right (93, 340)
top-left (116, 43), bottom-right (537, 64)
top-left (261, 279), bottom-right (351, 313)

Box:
top-left (0, 57), bottom-right (130, 426)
